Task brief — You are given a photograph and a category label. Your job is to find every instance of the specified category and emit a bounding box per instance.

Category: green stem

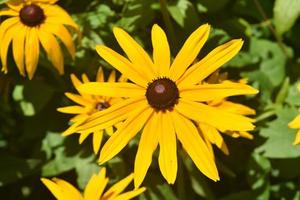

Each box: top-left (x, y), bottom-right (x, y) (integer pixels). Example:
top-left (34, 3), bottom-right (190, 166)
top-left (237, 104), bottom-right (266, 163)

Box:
top-left (159, 0), bottom-right (176, 50)
top-left (253, 0), bottom-right (289, 58)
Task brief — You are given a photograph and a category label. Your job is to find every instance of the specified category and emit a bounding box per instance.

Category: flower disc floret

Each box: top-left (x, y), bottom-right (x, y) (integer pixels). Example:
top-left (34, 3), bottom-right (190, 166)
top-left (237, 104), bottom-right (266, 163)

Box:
top-left (96, 101), bottom-right (111, 111)
top-left (20, 4), bottom-right (45, 27)
top-left (146, 78), bottom-right (179, 111)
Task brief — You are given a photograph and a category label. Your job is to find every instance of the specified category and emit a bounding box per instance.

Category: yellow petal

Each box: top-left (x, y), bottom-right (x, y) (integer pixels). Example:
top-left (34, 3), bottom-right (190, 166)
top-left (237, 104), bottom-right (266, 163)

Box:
top-left (108, 70), bottom-right (116, 82)
top-left (151, 24), bottom-right (170, 76)
top-left (93, 130), bottom-right (104, 154)
top-left (51, 178), bottom-right (82, 199)
top-left (293, 130), bottom-right (300, 145)
top-left (75, 98), bottom-right (146, 134)
top-left (6, 1), bottom-right (23, 11)
top-left (81, 74), bottom-right (90, 83)
top-left (84, 168), bottom-right (108, 200)
top-left (99, 106), bottom-right (152, 164)
top-left (32, 0), bottom-right (59, 4)
top-left (1, 22), bottom-right (19, 73)
top-left (103, 174), bottom-right (134, 199)
top-left (199, 130), bottom-right (215, 157)
top-left (113, 27), bottom-right (156, 78)
top-left (289, 115), bottom-right (300, 129)
top-left (79, 131), bottom-right (90, 144)
top-left (105, 126), bottom-right (114, 136)
top-left (65, 92), bottom-right (92, 106)
top-left (198, 123), bottom-right (229, 155)
top-left (170, 24), bottom-right (210, 81)
top-left (78, 82), bottom-right (145, 97)
top-left (44, 5), bottom-right (79, 31)
top-left (25, 28), bottom-right (40, 79)
top-left (180, 82), bottom-right (258, 102)
top-left (134, 113), bottom-right (159, 188)
top-left (237, 131), bottom-right (253, 139)
top-left (96, 45), bottom-right (148, 87)
top-left (176, 99), bottom-right (255, 132)
top-left (57, 106), bottom-right (86, 114)
top-left (178, 39), bottom-right (244, 87)
top-left (38, 29), bottom-right (64, 74)
top-left (96, 67), bottom-right (104, 82)
top-left (0, 9), bottom-right (18, 16)
top-left (12, 25), bottom-right (26, 76)
top-left (215, 101), bottom-right (256, 115)
top-left (41, 23), bottom-right (76, 59)
top-left (171, 111), bottom-right (219, 181)
top-left (158, 112), bottom-right (177, 184)
top-left (62, 114), bottom-right (89, 136)
top-left (41, 178), bottom-right (65, 200)
top-left (112, 188), bottom-right (146, 200)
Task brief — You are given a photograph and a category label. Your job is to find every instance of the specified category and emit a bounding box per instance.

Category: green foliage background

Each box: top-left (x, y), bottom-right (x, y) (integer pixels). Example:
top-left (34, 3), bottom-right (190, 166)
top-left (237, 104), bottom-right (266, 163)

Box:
top-left (1, 0), bottom-right (300, 199)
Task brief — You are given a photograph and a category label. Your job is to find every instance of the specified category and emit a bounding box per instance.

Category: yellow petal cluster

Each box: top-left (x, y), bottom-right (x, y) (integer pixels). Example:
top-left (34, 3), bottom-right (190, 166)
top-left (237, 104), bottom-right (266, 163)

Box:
top-left (0, 0), bottom-right (79, 79)
top-left (58, 67), bottom-right (124, 154)
top-left (41, 168), bottom-right (145, 200)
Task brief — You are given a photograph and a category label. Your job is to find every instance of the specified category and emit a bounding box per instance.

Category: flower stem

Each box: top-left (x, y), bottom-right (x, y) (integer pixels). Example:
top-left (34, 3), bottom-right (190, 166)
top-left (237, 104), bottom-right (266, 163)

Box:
top-left (159, 0), bottom-right (177, 50)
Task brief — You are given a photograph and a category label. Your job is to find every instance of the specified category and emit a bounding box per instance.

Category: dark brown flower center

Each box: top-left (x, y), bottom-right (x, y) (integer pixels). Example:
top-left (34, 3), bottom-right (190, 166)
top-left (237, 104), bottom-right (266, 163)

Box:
top-left (20, 4), bottom-right (45, 27)
top-left (146, 78), bottom-right (179, 111)
top-left (95, 101), bottom-right (110, 111)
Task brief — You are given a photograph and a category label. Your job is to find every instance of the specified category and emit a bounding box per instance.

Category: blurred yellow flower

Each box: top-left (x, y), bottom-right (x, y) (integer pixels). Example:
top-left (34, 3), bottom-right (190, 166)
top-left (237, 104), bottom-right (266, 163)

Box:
top-left (288, 84), bottom-right (300, 145)
top-left (41, 168), bottom-right (145, 200)
top-left (58, 68), bottom-right (124, 154)
top-left (72, 24), bottom-right (258, 187)
top-left (0, 0), bottom-right (79, 79)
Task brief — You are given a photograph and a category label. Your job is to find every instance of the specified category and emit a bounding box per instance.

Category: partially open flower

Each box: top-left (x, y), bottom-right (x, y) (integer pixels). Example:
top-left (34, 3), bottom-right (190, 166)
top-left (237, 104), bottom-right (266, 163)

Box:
top-left (41, 168), bottom-right (145, 200)
top-left (58, 68), bottom-right (125, 154)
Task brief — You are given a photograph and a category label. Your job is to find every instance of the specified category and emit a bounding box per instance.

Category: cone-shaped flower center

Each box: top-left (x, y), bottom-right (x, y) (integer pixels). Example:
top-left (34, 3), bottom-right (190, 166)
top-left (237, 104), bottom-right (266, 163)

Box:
top-left (146, 78), bottom-right (179, 111)
top-left (20, 4), bottom-right (45, 27)
top-left (96, 101), bottom-right (110, 111)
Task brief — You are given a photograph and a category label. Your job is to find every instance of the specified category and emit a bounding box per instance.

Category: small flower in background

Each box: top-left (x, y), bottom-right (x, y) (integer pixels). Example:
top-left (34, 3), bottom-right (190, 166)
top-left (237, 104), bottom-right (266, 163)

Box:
top-left (0, 0), bottom-right (79, 79)
top-left (41, 168), bottom-right (145, 200)
top-left (72, 24), bottom-right (258, 187)
top-left (198, 72), bottom-right (256, 155)
top-left (58, 67), bottom-right (124, 154)
top-left (288, 84), bottom-right (300, 145)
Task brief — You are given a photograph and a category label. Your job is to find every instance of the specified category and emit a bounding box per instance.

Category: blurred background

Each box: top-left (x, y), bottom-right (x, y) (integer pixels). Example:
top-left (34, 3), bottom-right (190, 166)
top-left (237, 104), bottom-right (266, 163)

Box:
top-left (1, 0), bottom-right (300, 199)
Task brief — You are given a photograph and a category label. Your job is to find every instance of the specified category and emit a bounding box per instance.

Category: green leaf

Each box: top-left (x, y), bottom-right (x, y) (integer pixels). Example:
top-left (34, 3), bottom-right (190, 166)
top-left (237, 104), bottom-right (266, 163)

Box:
top-left (168, 0), bottom-right (199, 29)
top-left (197, 0), bottom-right (229, 13)
top-left (12, 81), bottom-right (54, 116)
top-left (256, 107), bottom-right (300, 158)
top-left (274, 0), bottom-right (300, 35)
top-left (285, 81), bottom-right (300, 106)
top-left (247, 153), bottom-right (271, 190)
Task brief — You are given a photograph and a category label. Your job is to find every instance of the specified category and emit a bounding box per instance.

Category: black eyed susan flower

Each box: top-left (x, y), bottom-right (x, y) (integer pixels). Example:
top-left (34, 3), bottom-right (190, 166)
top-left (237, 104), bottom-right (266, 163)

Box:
top-left (41, 168), bottom-right (145, 200)
top-left (0, 0), bottom-right (79, 79)
top-left (288, 84), bottom-right (300, 145)
top-left (72, 24), bottom-right (258, 187)
top-left (58, 68), bottom-right (124, 154)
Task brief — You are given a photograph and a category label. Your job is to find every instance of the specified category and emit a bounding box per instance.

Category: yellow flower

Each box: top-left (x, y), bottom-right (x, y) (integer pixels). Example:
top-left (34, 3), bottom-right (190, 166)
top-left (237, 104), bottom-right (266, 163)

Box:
top-left (72, 24), bottom-right (258, 187)
top-left (288, 84), bottom-right (300, 145)
top-left (0, 0), bottom-right (79, 79)
top-left (41, 168), bottom-right (146, 200)
top-left (58, 68), bottom-right (123, 154)
top-left (198, 72), bottom-right (256, 155)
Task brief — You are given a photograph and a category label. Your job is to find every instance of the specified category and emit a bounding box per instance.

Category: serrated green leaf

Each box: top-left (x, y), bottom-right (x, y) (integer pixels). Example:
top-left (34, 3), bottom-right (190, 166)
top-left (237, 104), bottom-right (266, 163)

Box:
top-left (256, 107), bottom-right (300, 158)
top-left (285, 81), bottom-right (300, 106)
